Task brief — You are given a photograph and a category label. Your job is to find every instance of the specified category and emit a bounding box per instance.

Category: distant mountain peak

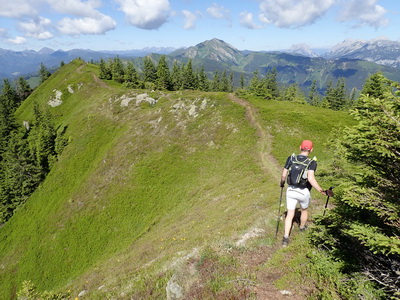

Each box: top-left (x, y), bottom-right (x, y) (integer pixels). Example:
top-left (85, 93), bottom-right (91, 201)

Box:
top-left (325, 38), bottom-right (400, 68)
top-left (38, 47), bottom-right (55, 54)
top-left (288, 43), bottom-right (319, 57)
top-left (172, 38), bottom-right (243, 64)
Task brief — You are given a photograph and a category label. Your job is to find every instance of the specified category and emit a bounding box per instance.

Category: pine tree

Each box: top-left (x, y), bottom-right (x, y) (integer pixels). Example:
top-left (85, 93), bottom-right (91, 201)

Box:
top-left (28, 104), bottom-right (57, 176)
top-left (282, 83), bottom-right (306, 104)
top-left (361, 72), bottom-right (388, 99)
top-left (16, 77), bottom-right (32, 102)
top-left (39, 63), bottom-right (51, 84)
top-left (0, 130), bottom-right (41, 223)
top-left (264, 68), bottom-right (279, 100)
top-left (313, 74), bottom-right (400, 297)
top-left (112, 56), bottom-right (125, 83)
top-left (240, 74), bottom-right (245, 89)
top-left (197, 66), bottom-right (209, 91)
top-left (182, 59), bottom-right (196, 90)
top-left (99, 58), bottom-right (112, 80)
top-left (143, 56), bottom-right (157, 84)
top-left (124, 61), bottom-right (140, 88)
top-left (171, 61), bottom-right (182, 91)
top-left (156, 55), bottom-right (172, 90)
top-left (211, 71), bottom-right (221, 92)
top-left (308, 80), bottom-right (320, 106)
top-left (220, 70), bottom-right (230, 92)
top-left (1, 79), bottom-right (20, 113)
top-left (248, 70), bottom-right (265, 97)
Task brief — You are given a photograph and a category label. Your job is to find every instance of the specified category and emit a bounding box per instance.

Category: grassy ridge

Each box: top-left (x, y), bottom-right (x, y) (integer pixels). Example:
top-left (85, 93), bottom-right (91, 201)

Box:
top-left (0, 60), bottom-right (267, 298)
top-left (0, 60), bottom-right (353, 298)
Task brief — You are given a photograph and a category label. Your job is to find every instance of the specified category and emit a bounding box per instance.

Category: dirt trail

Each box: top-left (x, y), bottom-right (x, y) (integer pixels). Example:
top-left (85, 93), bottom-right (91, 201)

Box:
top-left (228, 94), bottom-right (312, 299)
top-left (228, 93), bottom-right (281, 180)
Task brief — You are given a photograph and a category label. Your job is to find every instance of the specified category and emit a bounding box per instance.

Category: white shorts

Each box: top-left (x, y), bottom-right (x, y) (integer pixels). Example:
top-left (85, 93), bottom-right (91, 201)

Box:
top-left (286, 186), bottom-right (310, 210)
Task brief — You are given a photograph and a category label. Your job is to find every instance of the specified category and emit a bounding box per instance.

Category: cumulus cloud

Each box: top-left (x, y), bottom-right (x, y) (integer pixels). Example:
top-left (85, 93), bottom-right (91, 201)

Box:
top-left (115, 0), bottom-right (171, 30)
top-left (19, 17), bottom-right (54, 40)
top-left (258, 0), bottom-right (335, 28)
top-left (240, 11), bottom-right (262, 29)
top-left (182, 10), bottom-right (198, 29)
top-left (338, 0), bottom-right (388, 28)
top-left (57, 14), bottom-right (116, 35)
top-left (207, 3), bottom-right (229, 19)
top-left (7, 36), bottom-right (27, 45)
top-left (0, 0), bottom-right (38, 18)
top-left (47, 0), bottom-right (102, 18)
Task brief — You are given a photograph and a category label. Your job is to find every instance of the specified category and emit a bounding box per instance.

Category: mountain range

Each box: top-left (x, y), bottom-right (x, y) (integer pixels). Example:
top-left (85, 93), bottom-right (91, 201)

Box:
top-left (2, 38), bottom-right (400, 91)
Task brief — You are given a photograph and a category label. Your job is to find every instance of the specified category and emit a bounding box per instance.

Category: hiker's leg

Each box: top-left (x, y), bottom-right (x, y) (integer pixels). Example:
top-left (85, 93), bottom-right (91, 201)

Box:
top-left (284, 209), bottom-right (295, 237)
top-left (300, 208), bottom-right (308, 228)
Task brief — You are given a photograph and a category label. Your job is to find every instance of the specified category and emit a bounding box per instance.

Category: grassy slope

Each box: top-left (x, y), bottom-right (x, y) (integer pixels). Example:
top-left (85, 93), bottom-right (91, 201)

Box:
top-left (0, 60), bottom-right (354, 299)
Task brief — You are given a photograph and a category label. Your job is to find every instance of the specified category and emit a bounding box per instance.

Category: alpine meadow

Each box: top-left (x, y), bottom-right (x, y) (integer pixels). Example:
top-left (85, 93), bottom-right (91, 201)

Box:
top-left (0, 56), bottom-right (399, 300)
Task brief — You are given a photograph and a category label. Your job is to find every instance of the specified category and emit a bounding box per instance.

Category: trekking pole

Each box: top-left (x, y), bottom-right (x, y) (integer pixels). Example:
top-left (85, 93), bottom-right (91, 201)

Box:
top-left (275, 186), bottom-right (284, 239)
top-left (323, 186), bottom-right (335, 216)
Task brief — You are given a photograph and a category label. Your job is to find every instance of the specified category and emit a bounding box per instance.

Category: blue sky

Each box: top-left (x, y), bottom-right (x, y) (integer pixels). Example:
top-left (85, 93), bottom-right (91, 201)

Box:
top-left (0, 0), bottom-right (399, 51)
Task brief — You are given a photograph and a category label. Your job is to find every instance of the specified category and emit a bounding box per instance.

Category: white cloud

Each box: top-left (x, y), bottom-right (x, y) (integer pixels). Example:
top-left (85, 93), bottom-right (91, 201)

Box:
top-left (182, 10), bottom-right (198, 29)
top-left (207, 3), bottom-right (229, 19)
top-left (258, 0), bottom-right (335, 28)
top-left (19, 17), bottom-right (54, 40)
top-left (57, 14), bottom-right (116, 35)
top-left (115, 0), bottom-right (171, 30)
top-left (0, 0), bottom-right (38, 18)
top-left (240, 11), bottom-right (262, 29)
top-left (47, 0), bottom-right (102, 18)
top-left (7, 36), bottom-right (27, 45)
top-left (338, 0), bottom-right (388, 28)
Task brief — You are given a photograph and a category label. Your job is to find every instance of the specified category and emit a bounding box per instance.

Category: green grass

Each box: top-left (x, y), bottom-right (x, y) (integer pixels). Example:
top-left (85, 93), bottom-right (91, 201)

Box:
top-left (0, 62), bottom-right (268, 298)
top-left (0, 60), bottom-right (355, 299)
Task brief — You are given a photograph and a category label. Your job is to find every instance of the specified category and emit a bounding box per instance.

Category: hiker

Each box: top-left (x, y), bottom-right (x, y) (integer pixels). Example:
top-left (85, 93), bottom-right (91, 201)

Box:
top-left (279, 140), bottom-right (332, 247)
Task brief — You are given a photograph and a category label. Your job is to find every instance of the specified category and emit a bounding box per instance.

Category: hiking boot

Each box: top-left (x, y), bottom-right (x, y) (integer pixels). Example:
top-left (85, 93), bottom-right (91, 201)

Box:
top-left (299, 225), bottom-right (308, 232)
top-left (282, 236), bottom-right (289, 247)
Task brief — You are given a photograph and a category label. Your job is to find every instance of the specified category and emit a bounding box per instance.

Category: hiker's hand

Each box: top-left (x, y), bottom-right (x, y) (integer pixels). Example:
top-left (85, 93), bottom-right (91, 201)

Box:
top-left (280, 181), bottom-right (285, 188)
top-left (324, 189), bottom-right (334, 197)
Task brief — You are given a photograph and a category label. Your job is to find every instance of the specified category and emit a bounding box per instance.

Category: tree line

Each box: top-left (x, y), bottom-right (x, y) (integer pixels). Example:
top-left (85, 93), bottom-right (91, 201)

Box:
top-left (98, 55), bottom-right (360, 111)
top-left (0, 71), bottom-right (67, 224)
top-left (98, 56), bottom-right (235, 93)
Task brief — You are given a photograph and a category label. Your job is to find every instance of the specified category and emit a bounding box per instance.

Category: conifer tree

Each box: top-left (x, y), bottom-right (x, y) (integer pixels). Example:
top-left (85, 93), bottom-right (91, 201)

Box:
top-left (313, 74), bottom-right (400, 297)
top-left (361, 72), bottom-right (388, 99)
top-left (112, 56), bottom-right (125, 83)
top-left (124, 61), bottom-right (140, 88)
top-left (143, 56), bottom-right (157, 84)
top-left (28, 104), bottom-right (57, 177)
top-left (182, 59), bottom-right (196, 90)
top-left (1, 79), bottom-right (20, 113)
top-left (99, 58), bottom-right (112, 80)
top-left (264, 68), bottom-right (279, 100)
top-left (16, 77), bottom-right (32, 102)
top-left (308, 80), bottom-right (320, 106)
top-left (156, 55), bottom-right (172, 90)
top-left (240, 74), bottom-right (245, 89)
top-left (220, 70), bottom-right (230, 92)
top-left (211, 71), bottom-right (221, 92)
top-left (248, 70), bottom-right (264, 97)
top-left (39, 63), bottom-right (51, 84)
top-left (282, 83), bottom-right (306, 104)
top-left (197, 66), bottom-right (209, 91)
top-left (0, 130), bottom-right (41, 223)
top-left (171, 61), bottom-right (182, 91)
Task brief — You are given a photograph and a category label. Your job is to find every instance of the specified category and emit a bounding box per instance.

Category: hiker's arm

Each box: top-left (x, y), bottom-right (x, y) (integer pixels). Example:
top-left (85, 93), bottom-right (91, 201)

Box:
top-left (280, 168), bottom-right (288, 187)
top-left (307, 170), bottom-right (325, 194)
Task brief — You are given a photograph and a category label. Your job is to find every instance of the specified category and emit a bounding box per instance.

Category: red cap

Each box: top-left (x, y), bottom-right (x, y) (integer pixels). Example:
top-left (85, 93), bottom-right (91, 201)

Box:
top-left (301, 140), bottom-right (313, 151)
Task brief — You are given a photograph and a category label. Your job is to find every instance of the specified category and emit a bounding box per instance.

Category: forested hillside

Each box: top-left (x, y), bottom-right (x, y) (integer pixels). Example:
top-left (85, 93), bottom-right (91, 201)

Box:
top-left (0, 59), bottom-right (398, 299)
